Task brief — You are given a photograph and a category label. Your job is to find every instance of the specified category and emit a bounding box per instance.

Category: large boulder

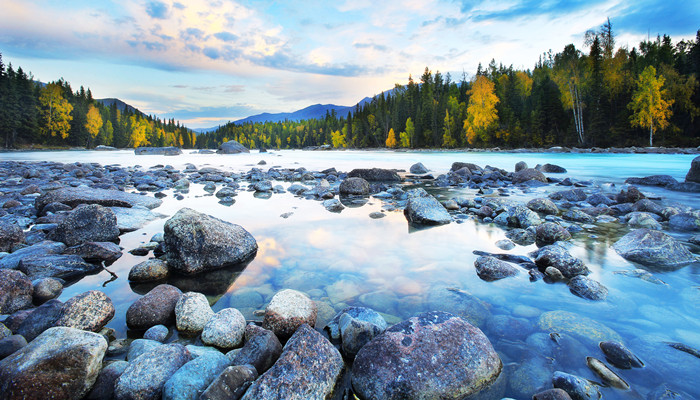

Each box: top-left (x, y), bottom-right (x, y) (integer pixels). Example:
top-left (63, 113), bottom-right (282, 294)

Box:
top-left (352, 311), bottom-right (502, 400)
top-left (17, 254), bottom-right (100, 281)
top-left (134, 146), bottom-right (182, 156)
top-left (348, 168), bottom-right (400, 182)
top-left (339, 177), bottom-right (370, 195)
top-left (126, 284), bottom-right (183, 330)
top-left (0, 221), bottom-right (25, 252)
top-left (512, 168), bottom-right (547, 184)
top-left (241, 324), bottom-right (344, 400)
top-left (15, 300), bottom-right (64, 341)
top-left (64, 241), bottom-right (123, 264)
top-left (217, 140), bottom-right (249, 154)
top-left (538, 163), bottom-right (567, 173)
top-left (54, 290), bottom-right (115, 332)
top-left (164, 208), bottom-right (258, 275)
top-left (685, 155), bottom-right (700, 183)
top-left (404, 189), bottom-right (451, 226)
top-left (0, 269), bottom-right (33, 314)
top-left (262, 289), bottom-right (317, 341)
top-left (0, 327), bottom-right (107, 400)
top-left (35, 186), bottom-right (162, 213)
top-left (613, 229), bottom-right (696, 269)
top-left (625, 175), bottom-right (678, 186)
top-left (114, 344), bottom-right (191, 400)
top-left (50, 204), bottom-right (120, 246)
top-left (0, 240), bottom-right (66, 269)
top-left (410, 162), bottom-right (429, 174)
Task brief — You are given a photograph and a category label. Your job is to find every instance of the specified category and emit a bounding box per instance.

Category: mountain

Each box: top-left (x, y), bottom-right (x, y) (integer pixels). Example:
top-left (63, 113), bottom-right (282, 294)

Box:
top-left (96, 98), bottom-right (139, 114)
top-left (192, 126), bottom-right (219, 134)
top-left (235, 103), bottom-right (353, 125)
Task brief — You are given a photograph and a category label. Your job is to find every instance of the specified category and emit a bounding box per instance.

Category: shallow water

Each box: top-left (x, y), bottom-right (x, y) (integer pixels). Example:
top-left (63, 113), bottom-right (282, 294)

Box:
top-left (4, 149), bottom-right (700, 399)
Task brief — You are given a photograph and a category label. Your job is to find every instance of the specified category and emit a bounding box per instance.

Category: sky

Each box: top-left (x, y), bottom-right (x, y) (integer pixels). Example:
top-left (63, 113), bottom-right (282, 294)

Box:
top-left (0, 0), bottom-right (698, 129)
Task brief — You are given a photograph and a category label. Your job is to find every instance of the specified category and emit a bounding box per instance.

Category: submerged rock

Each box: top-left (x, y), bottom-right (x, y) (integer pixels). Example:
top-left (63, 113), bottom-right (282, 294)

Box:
top-left (613, 229), bottom-right (696, 269)
top-left (539, 310), bottom-right (622, 343)
top-left (552, 371), bottom-right (601, 400)
top-left (404, 189), bottom-right (451, 226)
top-left (568, 275), bottom-right (608, 301)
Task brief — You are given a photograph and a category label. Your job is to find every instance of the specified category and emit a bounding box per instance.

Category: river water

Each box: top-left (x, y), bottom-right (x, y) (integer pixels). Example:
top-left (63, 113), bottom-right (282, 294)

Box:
top-left (3, 149), bottom-right (699, 399)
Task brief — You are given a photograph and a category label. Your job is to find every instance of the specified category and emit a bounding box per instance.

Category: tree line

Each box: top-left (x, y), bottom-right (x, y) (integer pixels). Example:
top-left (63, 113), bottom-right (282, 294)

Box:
top-left (199, 22), bottom-right (699, 150)
top-left (0, 54), bottom-right (195, 149)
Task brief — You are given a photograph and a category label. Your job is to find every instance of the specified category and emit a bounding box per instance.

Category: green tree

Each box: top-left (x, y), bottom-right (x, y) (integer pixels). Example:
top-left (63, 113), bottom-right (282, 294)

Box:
top-left (404, 117), bottom-right (415, 148)
top-left (38, 83), bottom-right (73, 140)
top-left (629, 65), bottom-right (673, 146)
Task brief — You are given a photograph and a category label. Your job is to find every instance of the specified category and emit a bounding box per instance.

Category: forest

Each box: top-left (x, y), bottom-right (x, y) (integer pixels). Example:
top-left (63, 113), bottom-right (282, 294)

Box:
top-left (1, 21), bottom-right (699, 150)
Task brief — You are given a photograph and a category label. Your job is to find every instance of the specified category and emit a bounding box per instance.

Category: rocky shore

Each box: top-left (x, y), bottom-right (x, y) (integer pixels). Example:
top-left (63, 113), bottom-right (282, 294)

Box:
top-left (0, 150), bottom-right (699, 399)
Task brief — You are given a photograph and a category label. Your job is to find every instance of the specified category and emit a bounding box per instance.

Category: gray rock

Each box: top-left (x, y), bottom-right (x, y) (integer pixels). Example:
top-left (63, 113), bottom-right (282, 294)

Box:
top-left (326, 307), bottom-right (387, 358)
top-left (528, 198), bottom-right (559, 215)
top-left (50, 204), bottom-right (120, 246)
top-left (536, 222), bottom-right (572, 247)
top-left (262, 289), bottom-right (317, 341)
top-left (18, 254), bottom-right (99, 281)
top-left (586, 193), bottom-right (615, 206)
top-left (64, 241), bottom-right (123, 263)
top-left (450, 162), bottom-right (483, 173)
top-left (599, 341), bottom-right (644, 369)
top-left (241, 324), bottom-right (343, 400)
top-left (495, 239), bottom-right (515, 250)
top-left (628, 212), bottom-right (663, 230)
top-left (164, 208), bottom-right (258, 275)
top-left (0, 334), bottom-right (27, 359)
top-left (0, 269), bottom-right (33, 314)
top-left (410, 162), bottom-right (429, 174)
top-left (35, 186), bottom-right (162, 213)
top-left (201, 308), bottom-right (246, 349)
top-left (515, 161), bottom-right (528, 172)
top-left (231, 325), bottom-right (282, 374)
top-left (128, 259), bottom-right (169, 282)
top-left (534, 245), bottom-right (590, 278)
top-left (348, 168), bottom-right (400, 181)
top-left (549, 188), bottom-right (587, 202)
top-left (215, 187), bottom-right (237, 199)
top-left (54, 290), bottom-right (115, 332)
top-left (0, 327), bottom-right (107, 400)
top-left (474, 256), bottom-right (519, 281)
top-left (0, 323), bottom-right (12, 340)
top-left (512, 168), bottom-right (547, 184)
top-left (114, 343), bottom-right (191, 400)
top-left (200, 365), bottom-right (258, 400)
top-left (126, 339), bottom-right (163, 361)
top-left (111, 206), bottom-right (162, 232)
top-left (0, 221), bottom-right (25, 252)
top-left (162, 351), bottom-right (231, 400)
top-left (508, 356), bottom-right (553, 398)
top-left (685, 155), bottom-right (700, 183)
top-left (134, 146), bottom-right (182, 155)
top-left (616, 186), bottom-right (646, 203)
top-left (404, 189), bottom-right (451, 226)
top-left (86, 361), bottom-right (129, 400)
top-left (0, 240), bottom-right (66, 270)
top-left (625, 175), bottom-right (678, 186)
top-left (143, 325), bottom-right (169, 342)
top-left (508, 205), bottom-right (543, 228)
top-left (613, 229), bottom-right (696, 269)
top-left (175, 292), bottom-right (214, 335)
top-left (217, 140), bottom-right (249, 154)
top-left (552, 371), bottom-right (601, 400)
top-left (352, 311), bottom-right (502, 400)
top-left (533, 388), bottom-right (574, 400)
top-left (506, 228), bottom-right (536, 246)
top-left (562, 209), bottom-right (595, 224)
top-left (539, 163), bottom-right (567, 173)
top-left (632, 199), bottom-right (665, 215)
top-left (126, 284), bottom-right (183, 330)
top-left (647, 384), bottom-right (697, 400)
top-left (15, 299), bottom-right (63, 341)
top-left (568, 275), bottom-right (608, 301)
top-left (322, 199), bottom-right (344, 213)
top-left (668, 212), bottom-right (700, 231)
top-left (253, 181), bottom-right (272, 192)
top-left (339, 177), bottom-right (370, 195)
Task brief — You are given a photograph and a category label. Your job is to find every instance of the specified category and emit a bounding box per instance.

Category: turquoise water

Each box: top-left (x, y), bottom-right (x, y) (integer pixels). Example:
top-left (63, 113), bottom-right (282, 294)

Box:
top-left (4, 149), bottom-right (700, 399)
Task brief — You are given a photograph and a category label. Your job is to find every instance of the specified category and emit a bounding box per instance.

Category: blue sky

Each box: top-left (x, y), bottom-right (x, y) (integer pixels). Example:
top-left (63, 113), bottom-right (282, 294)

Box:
top-left (1, 0), bottom-right (697, 128)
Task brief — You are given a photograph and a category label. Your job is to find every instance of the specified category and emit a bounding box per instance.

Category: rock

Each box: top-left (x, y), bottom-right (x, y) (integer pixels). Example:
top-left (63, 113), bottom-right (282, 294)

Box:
top-left (538, 311), bottom-right (622, 343)
top-left (333, 307), bottom-right (387, 358)
top-left (633, 199), bottom-right (665, 215)
top-left (613, 229), bottom-right (696, 269)
top-left (586, 193), bottom-right (615, 206)
top-left (126, 339), bottom-right (163, 361)
top-left (474, 256), bottom-right (519, 281)
top-left (126, 284), bottom-right (183, 330)
top-left (114, 344), bottom-right (191, 400)
top-left (508, 205), bottom-right (542, 228)
top-left (0, 269), bottom-right (33, 314)
top-left (50, 204), bottom-right (120, 246)
top-left (0, 334), bottom-right (27, 359)
top-left (64, 241), bottom-right (123, 263)
top-left (685, 155), bottom-right (700, 183)
top-left (86, 361), bottom-right (128, 400)
top-left (231, 325), bottom-right (282, 374)
top-left (539, 163), bottom-right (567, 173)
top-left (0, 221), bottom-right (25, 252)
top-left (599, 341), bottom-right (644, 369)
top-left (253, 180), bottom-right (272, 192)
top-left (0, 327), bottom-right (107, 400)
top-left (562, 209), bottom-right (594, 224)
top-left (134, 146), bottom-right (182, 155)
top-left (495, 239), bottom-right (515, 250)
top-left (568, 275), bottom-right (608, 301)
top-left (111, 206), bottom-right (162, 232)
top-left (515, 161), bottom-right (528, 172)
top-left (348, 168), bottom-right (401, 182)
top-left (54, 290), bottom-right (115, 332)
top-left (586, 356), bottom-right (629, 389)
top-left (549, 188), bottom-right (587, 202)
top-left (35, 186), bottom-right (162, 213)
top-left (533, 388), bottom-right (574, 400)
top-left (512, 168), bottom-right (547, 184)
top-left (536, 222), bottom-right (572, 247)
top-left (534, 245), bottom-right (590, 278)
top-left (15, 299), bottom-right (63, 341)
top-left (339, 177), bottom-right (370, 195)
top-left (616, 186), bottom-right (646, 203)
top-left (410, 162), bottom-right (429, 174)
top-left (528, 198), bottom-right (559, 215)
top-left (322, 199), bottom-right (344, 212)
top-left (95, 145), bottom-right (117, 151)
top-left (164, 208), bottom-right (258, 275)
top-left (262, 289), bottom-right (317, 341)
top-left (352, 311), bottom-right (502, 400)
top-left (0, 240), bottom-right (66, 269)
top-left (628, 212), bottom-right (663, 230)
top-left (451, 162), bottom-right (483, 173)
top-left (144, 325), bottom-right (169, 342)
top-left (668, 212), bottom-right (700, 231)
top-left (162, 351), bottom-right (231, 400)
top-left (175, 292), bottom-right (215, 335)
top-left (200, 365), bottom-right (258, 400)
top-left (507, 228), bottom-right (536, 246)
top-left (128, 259), bottom-right (169, 282)
top-left (552, 371), bottom-right (601, 400)
top-left (625, 175), bottom-right (678, 186)
top-left (201, 308), bottom-right (246, 349)
top-left (17, 254), bottom-right (100, 281)
top-left (369, 211), bottom-right (386, 219)
top-left (508, 356), bottom-right (553, 399)
top-left (404, 189), bottom-right (451, 226)
top-left (647, 384), bottom-right (696, 400)
top-left (217, 140), bottom-right (249, 154)
top-left (241, 324), bottom-right (343, 400)
top-left (0, 323), bottom-right (10, 340)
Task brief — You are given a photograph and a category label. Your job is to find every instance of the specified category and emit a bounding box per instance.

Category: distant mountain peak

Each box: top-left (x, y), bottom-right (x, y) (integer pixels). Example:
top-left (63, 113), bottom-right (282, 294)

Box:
top-left (96, 98), bottom-right (139, 114)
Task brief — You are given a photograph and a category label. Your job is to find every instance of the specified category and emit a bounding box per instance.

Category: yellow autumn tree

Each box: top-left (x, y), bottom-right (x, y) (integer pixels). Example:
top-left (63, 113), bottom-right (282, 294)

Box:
top-left (38, 83), bottom-right (73, 140)
top-left (331, 129), bottom-right (346, 148)
top-left (385, 128), bottom-right (397, 148)
top-left (84, 104), bottom-right (103, 147)
top-left (442, 109), bottom-right (457, 148)
top-left (463, 75), bottom-right (499, 145)
top-left (400, 117), bottom-right (414, 148)
top-left (629, 65), bottom-right (673, 147)
top-left (128, 115), bottom-right (149, 148)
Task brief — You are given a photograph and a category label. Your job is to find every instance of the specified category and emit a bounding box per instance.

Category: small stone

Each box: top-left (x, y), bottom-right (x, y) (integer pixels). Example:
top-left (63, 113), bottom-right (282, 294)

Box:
top-left (474, 256), bottom-right (519, 281)
top-left (201, 308), bottom-right (246, 349)
top-left (568, 275), bottom-right (608, 301)
top-left (114, 344), bottom-right (191, 400)
top-left (0, 269), bottom-right (33, 314)
top-left (162, 351), bottom-right (231, 400)
top-left (128, 259), bottom-right (169, 282)
top-left (262, 289), bottom-right (317, 341)
top-left (200, 365), bottom-right (258, 400)
top-left (231, 325), bottom-right (282, 374)
top-left (144, 325), bottom-right (169, 342)
top-left (175, 292), bottom-right (215, 335)
top-left (126, 284), bottom-right (183, 330)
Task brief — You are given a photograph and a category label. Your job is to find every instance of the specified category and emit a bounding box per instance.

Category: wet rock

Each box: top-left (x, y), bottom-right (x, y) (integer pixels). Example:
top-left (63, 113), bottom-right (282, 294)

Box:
top-left (586, 193), bottom-right (615, 207)
top-left (162, 351), bottom-right (231, 400)
top-left (333, 307), bottom-right (387, 358)
top-left (616, 186), bottom-right (646, 203)
top-left (515, 161), bottom-right (528, 172)
top-left (487, 314), bottom-right (533, 340)
top-left (175, 292), bottom-right (214, 335)
top-left (86, 360), bottom-right (128, 400)
top-left (128, 259), bottom-right (169, 282)
top-left (508, 205), bottom-right (543, 228)
top-left (425, 285), bottom-right (491, 327)
top-left (54, 290), bottom-right (115, 332)
top-left (451, 162), bottom-right (483, 173)
top-left (627, 212), bottom-right (663, 230)
top-left (0, 221), bottom-right (25, 252)
top-left (339, 177), bottom-right (370, 195)
top-left (64, 241), bottom-right (123, 263)
top-left (631, 199), bottom-right (665, 216)
top-left (348, 168), bottom-right (400, 182)
top-left (495, 239), bottom-right (515, 250)
top-left (0, 269), bottom-right (33, 314)
top-left (18, 254), bottom-right (100, 281)
top-left (613, 229), bottom-right (696, 269)
top-left (533, 388), bottom-right (574, 400)
top-left (15, 299), bottom-right (63, 341)
top-left (506, 228), bottom-right (536, 246)
top-left (539, 163), bottom-right (567, 173)
top-left (552, 371), bottom-right (601, 400)
top-left (143, 325), bottom-right (169, 342)
top-left (668, 212), bottom-right (700, 231)
top-left (0, 334), bottom-right (27, 359)
top-left (586, 356), bottom-right (629, 389)
top-left (126, 284), bottom-right (183, 330)
top-left (474, 256), bottom-right (519, 281)
top-left (534, 245), bottom-right (590, 278)
top-left (647, 384), bottom-right (696, 400)
top-left (114, 343), bottom-right (191, 400)
top-left (126, 339), bottom-right (163, 361)
top-left (262, 289), bottom-right (317, 341)
top-left (164, 208), bottom-right (258, 275)
top-left (508, 356), bottom-right (553, 399)
top-left (562, 209), bottom-right (595, 224)
top-left (35, 186), bottom-right (162, 212)
top-left (404, 189), bottom-right (451, 226)
top-left (512, 168), bottom-right (548, 184)
top-left (253, 180), bottom-right (272, 192)
top-left (215, 187), bottom-right (237, 199)
top-left (685, 155), bottom-right (700, 183)
top-left (134, 146), bottom-right (182, 155)
top-left (369, 211), bottom-right (386, 219)
top-left (200, 365), bottom-right (258, 400)
top-left (0, 327), bottom-right (107, 400)
top-left (536, 222), bottom-right (572, 247)
top-left (322, 199), bottom-right (344, 212)
top-left (352, 311), bottom-right (502, 400)
top-left (625, 175), bottom-right (678, 186)
top-left (201, 308), bottom-right (246, 349)
top-left (599, 341), bottom-right (644, 369)
top-left (217, 140), bottom-right (249, 154)
top-left (549, 188), bottom-right (587, 202)
top-left (0, 240), bottom-right (66, 269)
top-left (568, 275), bottom-right (608, 301)
top-left (111, 206), bottom-right (162, 232)
top-left (49, 204), bottom-right (120, 246)
top-left (410, 162), bottom-right (429, 174)
top-left (538, 310), bottom-right (622, 343)
top-left (231, 325), bottom-right (282, 374)
top-left (528, 198), bottom-right (559, 215)
top-left (241, 324), bottom-right (343, 400)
